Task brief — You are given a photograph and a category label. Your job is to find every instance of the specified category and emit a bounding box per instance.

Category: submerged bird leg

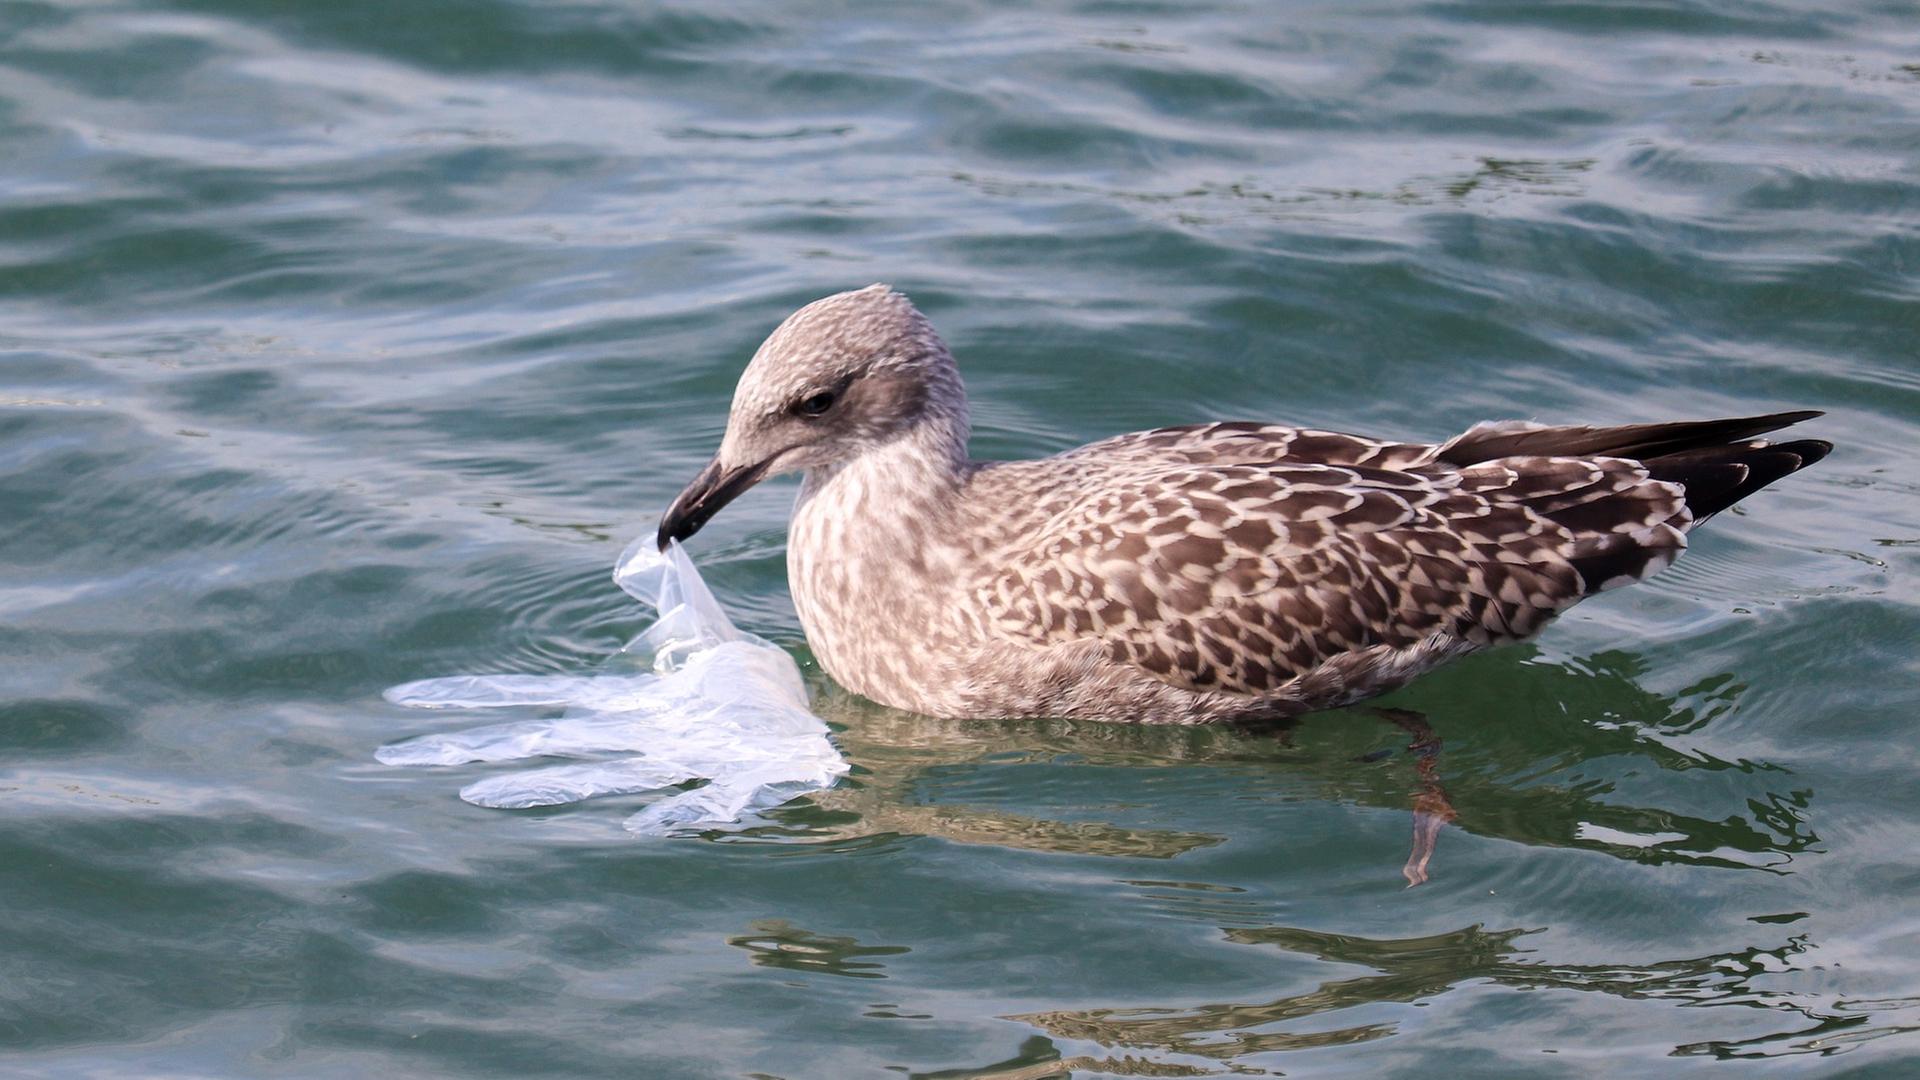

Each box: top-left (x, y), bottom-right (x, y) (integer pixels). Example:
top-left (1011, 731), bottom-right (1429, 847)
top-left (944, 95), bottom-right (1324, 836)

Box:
top-left (1370, 708), bottom-right (1458, 888)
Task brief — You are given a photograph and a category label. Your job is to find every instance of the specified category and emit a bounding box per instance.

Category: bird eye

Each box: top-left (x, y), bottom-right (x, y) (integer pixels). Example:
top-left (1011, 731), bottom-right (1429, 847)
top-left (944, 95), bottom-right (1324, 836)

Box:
top-left (794, 391), bottom-right (836, 418)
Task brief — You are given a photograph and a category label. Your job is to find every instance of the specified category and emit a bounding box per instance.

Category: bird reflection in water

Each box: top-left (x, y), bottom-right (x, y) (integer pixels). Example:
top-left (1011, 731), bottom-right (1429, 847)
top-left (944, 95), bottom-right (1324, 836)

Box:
top-left (745, 645), bottom-right (1818, 888)
top-left (715, 648), bottom-right (1884, 1078)
top-left (999, 925), bottom-right (1907, 1070)
top-left (726, 918), bottom-right (911, 980)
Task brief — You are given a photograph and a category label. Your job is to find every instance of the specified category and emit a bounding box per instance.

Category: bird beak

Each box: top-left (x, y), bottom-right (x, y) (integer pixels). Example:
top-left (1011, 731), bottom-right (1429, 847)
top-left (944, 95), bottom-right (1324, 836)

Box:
top-left (657, 455), bottom-right (773, 550)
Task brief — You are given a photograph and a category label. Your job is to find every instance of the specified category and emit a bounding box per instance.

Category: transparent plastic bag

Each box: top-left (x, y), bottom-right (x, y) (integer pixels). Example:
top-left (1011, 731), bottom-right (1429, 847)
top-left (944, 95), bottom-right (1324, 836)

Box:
top-left (377, 536), bottom-right (848, 834)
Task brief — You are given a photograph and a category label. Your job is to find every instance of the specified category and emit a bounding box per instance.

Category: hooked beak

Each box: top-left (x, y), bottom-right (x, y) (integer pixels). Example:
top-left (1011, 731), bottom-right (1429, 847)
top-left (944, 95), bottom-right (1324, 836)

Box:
top-left (657, 455), bottom-right (773, 550)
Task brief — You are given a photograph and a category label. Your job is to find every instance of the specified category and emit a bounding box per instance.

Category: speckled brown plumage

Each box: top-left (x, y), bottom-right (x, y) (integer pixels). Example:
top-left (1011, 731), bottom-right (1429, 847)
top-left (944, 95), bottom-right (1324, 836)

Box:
top-left (659, 285), bottom-right (1831, 724)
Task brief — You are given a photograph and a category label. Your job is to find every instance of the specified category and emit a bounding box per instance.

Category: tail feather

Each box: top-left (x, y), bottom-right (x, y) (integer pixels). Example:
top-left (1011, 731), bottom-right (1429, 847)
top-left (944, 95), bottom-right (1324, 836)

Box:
top-left (1644, 438), bottom-right (1832, 522)
top-left (1438, 411), bottom-right (1829, 596)
top-left (1439, 410), bottom-right (1823, 466)
top-left (1440, 409), bottom-right (1828, 526)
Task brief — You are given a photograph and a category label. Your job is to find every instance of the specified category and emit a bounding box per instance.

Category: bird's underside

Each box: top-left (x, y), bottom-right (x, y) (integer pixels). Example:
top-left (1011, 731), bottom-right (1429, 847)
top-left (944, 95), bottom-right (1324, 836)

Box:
top-left (969, 410), bottom-right (1830, 720)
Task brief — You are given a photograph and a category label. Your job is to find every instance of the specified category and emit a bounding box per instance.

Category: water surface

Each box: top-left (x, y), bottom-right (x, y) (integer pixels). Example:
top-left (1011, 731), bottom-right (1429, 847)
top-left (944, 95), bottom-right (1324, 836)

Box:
top-left (3, 1), bottom-right (1918, 1076)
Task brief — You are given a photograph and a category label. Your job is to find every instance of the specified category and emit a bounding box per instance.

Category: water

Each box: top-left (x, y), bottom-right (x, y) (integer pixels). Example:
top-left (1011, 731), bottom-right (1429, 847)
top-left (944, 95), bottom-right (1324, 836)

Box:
top-left (3, 1), bottom-right (1917, 1075)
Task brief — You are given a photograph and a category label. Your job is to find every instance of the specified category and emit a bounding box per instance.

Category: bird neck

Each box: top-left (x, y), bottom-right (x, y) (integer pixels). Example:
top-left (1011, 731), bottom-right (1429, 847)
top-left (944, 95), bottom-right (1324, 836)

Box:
top-left (914, 358), bottom-right (973, 469)
top-left (787, 411), bottom-right (977, 706)
top-left (797, 411), bottom-right (970, 523)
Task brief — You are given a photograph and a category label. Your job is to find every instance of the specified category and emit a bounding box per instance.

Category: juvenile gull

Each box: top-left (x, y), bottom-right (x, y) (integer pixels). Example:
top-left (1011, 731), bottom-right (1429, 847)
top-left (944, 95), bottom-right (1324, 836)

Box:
top-left (659, 285), bottom-right (1830, 725)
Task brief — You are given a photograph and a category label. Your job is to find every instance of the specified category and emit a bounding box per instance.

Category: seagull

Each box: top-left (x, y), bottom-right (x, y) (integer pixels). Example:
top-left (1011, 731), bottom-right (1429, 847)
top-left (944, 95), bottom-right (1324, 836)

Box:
top-left (658, 285), bottom-right (1829, 725)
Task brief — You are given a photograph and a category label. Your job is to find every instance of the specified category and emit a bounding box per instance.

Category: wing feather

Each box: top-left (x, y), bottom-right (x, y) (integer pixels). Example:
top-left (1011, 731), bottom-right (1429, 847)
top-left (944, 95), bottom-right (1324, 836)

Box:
top-left (978, 424), bottom-right (1696, 697)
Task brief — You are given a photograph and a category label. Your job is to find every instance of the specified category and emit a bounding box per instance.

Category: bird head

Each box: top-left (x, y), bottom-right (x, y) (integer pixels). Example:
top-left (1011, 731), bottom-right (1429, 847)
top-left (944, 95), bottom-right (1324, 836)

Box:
top-left (657, 284), bottom-right (965, 549)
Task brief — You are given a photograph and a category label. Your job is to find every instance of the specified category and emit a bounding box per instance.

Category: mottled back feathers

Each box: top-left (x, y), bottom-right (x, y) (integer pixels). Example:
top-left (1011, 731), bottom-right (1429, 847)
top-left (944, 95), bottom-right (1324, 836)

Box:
top-left (976, 416), bottom-right (1828, 700)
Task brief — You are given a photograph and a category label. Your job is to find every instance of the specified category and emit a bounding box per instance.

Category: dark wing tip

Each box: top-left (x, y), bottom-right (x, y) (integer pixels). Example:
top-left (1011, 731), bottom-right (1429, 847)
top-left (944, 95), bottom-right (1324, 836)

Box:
top-left (1439, 409), bottom-right (1827, 467)
top-left (1782, 438), bottom-right (1833, 467)
top-left (1646, 437), bottom-right (1831, 521)
top-left (1772, 409), bottom-right (1824, 425)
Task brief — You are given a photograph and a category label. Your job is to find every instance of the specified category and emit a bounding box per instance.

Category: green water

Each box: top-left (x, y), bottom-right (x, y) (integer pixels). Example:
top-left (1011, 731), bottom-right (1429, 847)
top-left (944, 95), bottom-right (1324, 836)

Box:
top-left (4, 1), bottom-right (1918, 1076)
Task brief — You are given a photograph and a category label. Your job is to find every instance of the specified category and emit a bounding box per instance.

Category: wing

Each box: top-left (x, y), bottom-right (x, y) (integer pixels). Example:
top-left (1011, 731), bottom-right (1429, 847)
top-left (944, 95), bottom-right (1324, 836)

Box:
top-left (1057, 421), bottom-right (1432, 471)
top-left (978, 426), bottom-right (1691, 697)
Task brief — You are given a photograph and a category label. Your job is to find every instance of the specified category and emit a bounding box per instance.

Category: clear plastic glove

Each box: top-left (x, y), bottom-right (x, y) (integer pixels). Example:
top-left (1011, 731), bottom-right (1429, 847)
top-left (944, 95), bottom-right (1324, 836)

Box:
top-left (377, 536), bottom-right (848, 834)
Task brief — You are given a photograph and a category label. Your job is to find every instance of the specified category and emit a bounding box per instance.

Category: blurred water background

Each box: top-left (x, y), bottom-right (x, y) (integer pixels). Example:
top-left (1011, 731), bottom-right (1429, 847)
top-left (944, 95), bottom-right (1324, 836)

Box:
top-left (3, 1), bottom-right (1918, 1076)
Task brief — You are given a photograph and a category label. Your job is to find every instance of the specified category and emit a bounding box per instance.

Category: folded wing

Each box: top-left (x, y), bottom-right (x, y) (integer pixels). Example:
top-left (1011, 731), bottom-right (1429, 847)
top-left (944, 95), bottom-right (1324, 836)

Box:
top-left (981, 413), bottom-right (1827, 697)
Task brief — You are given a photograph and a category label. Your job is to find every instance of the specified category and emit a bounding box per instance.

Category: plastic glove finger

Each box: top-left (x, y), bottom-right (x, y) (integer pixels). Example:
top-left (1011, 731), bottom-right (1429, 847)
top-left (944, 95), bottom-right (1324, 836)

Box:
top-left (461, 757), bottom-right (695, 809)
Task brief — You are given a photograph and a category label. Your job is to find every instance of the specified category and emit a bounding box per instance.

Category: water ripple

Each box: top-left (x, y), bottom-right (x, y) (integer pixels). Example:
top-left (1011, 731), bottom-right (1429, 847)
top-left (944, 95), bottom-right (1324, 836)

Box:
top-left (4, 0), bottom-right (1919, 1074)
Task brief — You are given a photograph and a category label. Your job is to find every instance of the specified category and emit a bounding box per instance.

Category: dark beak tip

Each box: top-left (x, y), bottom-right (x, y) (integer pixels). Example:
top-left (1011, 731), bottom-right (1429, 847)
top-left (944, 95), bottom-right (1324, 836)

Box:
top-left (655, 507), bottom-right (691, 552)
top-left (657, 455), bottom-right (769, 555)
